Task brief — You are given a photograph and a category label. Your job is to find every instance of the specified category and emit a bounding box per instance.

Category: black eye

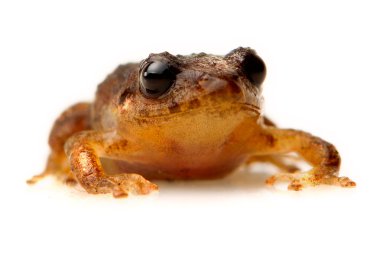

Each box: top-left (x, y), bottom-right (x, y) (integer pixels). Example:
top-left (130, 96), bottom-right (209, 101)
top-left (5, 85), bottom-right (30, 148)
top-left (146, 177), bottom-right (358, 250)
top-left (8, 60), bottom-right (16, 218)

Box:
top-left (241, 53), bottom-right (266, 87)
top-left (140, 61), bottom-right (176, 98)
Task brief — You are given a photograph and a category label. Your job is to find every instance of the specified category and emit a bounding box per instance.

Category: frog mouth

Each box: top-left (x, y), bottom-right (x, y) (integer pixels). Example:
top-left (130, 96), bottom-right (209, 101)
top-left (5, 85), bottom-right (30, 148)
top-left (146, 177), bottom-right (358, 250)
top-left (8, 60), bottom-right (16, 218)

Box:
top-left (238, 103), bottom-right (261, 114)
top-left (134, 102), bottom-right (261, 119)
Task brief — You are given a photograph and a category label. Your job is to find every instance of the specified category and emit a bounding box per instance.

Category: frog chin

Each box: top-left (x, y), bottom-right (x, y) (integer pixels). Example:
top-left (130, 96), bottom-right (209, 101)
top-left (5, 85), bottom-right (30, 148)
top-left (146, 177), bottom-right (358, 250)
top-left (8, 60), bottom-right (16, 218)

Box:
top-left (124, 104), bottom-right (255, 148)
top-left (121, 99), bottom-right (261, 149)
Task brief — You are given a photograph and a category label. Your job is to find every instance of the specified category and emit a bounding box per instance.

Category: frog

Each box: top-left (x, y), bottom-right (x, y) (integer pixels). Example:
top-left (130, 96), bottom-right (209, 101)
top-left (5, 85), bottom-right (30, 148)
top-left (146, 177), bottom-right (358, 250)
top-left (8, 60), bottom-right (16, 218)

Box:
top-left (28, 47), bottom-right (356, 197)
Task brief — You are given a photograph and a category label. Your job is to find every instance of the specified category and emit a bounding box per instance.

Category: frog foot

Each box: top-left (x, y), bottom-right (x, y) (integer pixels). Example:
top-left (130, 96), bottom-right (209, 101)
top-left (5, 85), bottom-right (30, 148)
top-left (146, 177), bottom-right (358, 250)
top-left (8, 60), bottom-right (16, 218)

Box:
top-left (265, 171), bottom-right (356, 191)
top-left (98, 174), bottom-right (158, 198)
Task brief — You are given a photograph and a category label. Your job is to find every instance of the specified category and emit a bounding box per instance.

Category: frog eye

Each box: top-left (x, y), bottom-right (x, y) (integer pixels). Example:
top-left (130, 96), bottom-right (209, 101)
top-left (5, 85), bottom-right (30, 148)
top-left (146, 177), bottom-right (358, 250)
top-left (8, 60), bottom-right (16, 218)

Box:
top-left (140, 61), bottom-right (177, 98)
top-left (241, 53), bottom-right (266, 87)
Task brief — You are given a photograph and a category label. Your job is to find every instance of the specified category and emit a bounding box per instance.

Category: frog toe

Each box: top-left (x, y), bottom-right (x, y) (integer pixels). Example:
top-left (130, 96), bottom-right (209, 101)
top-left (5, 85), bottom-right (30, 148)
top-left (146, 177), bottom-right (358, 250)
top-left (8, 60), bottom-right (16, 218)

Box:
top-left (105, 174), bottom-right (158, 198)
top-left (266, 171), bottom-right (356, 191)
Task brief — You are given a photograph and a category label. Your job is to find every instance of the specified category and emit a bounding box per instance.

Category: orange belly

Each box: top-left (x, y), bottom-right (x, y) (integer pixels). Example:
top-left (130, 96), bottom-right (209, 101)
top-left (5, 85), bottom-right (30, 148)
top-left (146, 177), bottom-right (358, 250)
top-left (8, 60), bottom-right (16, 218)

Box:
top-left (101, 156), bottom-right (246, 180)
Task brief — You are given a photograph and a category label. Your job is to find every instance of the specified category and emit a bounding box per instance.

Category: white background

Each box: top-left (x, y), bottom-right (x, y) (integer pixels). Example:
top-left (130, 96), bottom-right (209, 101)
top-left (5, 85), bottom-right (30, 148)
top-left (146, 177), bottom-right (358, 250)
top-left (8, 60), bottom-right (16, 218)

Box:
top-left (1, 0), bottom-right (379, 252)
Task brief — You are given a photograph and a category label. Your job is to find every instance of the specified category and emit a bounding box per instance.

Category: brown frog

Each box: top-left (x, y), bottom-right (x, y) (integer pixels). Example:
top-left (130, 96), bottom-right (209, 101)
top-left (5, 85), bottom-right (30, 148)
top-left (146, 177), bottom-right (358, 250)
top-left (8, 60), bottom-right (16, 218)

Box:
top-left (28, 47), bottom-right (355, 197)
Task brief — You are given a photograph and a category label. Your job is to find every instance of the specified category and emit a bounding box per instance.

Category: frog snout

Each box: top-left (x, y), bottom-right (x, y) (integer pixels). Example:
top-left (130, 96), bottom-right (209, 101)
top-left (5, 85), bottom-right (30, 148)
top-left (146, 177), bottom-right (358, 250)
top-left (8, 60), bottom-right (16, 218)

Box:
top-left (199, 76), bottom-right (242, 97)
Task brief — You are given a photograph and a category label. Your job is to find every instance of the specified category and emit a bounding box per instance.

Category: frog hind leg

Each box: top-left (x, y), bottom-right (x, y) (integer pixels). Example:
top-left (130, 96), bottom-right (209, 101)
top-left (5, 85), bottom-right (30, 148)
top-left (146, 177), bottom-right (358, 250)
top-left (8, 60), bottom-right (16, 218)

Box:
top-left (248, 128), bottom-right (356, 191)
top-left (27, 103), bottom-right (91, 185)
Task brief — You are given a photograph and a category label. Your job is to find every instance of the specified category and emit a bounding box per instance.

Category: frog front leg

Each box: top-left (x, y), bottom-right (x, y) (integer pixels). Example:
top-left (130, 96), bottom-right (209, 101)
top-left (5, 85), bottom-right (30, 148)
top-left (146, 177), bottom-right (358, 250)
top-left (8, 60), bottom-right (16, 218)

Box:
top-left (249, 128), bottom-right (356, 190)
top-left (65, 131), bottom-right (158, 197)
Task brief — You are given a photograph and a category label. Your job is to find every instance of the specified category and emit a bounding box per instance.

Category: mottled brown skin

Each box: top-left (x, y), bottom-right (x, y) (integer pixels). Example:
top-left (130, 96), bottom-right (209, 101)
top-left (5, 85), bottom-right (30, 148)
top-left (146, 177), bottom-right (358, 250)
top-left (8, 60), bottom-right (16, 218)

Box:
top-left (28, 47), bottom-right (355, 197)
